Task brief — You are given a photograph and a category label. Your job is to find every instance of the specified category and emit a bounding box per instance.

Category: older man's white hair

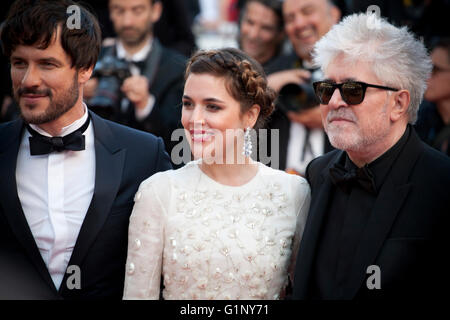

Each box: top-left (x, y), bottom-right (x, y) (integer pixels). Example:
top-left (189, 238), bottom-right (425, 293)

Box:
top-left (313, 13), bottom-right (432, 123)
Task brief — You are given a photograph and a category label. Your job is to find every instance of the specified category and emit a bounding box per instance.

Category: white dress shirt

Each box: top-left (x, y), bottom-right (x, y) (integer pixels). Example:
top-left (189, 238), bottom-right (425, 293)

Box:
top-left (286, 124), bottom-right (324, 175)
top-left (285, 62), bottom-right (325, 175)
top-left (116, 39), bottom-right (155, 120)
top-left (16, 104), bottom-right (95, 290)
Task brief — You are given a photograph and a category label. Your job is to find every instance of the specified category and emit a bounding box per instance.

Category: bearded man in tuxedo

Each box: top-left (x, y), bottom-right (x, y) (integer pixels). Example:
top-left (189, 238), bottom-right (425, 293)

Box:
top-left (0, 0), bottom-right (171, 299)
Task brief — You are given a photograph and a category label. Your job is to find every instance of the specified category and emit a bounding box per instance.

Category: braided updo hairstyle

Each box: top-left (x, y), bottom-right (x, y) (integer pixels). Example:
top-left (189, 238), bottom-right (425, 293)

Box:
top-left (185, 48), bottom-right (276, 129)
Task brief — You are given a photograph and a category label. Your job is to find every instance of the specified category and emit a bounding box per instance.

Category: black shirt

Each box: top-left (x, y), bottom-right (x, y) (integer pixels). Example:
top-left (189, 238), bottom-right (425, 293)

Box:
top-left (310, 125), bottom-right (411, 299)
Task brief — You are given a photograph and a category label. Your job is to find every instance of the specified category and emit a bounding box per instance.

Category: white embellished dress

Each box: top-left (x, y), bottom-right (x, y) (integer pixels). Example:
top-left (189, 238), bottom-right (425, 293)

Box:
top-left (123, 160), bottom-right (311, 300)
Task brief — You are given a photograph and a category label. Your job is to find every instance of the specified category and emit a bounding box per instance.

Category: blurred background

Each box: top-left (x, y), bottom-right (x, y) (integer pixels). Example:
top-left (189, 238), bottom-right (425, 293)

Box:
top-left (1, 0), bottom-right (449, 160)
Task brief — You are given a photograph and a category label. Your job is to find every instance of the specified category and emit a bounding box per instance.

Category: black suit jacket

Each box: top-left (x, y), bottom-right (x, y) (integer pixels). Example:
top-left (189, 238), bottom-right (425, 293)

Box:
top-left (293, 128), bottom-right (450, 299)
top-left (0, 111), bottom-right (172, 299)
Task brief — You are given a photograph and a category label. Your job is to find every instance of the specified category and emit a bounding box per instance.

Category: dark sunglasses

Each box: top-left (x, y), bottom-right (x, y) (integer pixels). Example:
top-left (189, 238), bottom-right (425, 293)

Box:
top-left (313, 81), bottom-right (399, 105)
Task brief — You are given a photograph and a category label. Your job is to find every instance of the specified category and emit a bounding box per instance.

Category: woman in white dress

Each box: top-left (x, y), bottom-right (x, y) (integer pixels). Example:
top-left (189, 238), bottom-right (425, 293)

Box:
top-left (123, 48), bottom-right (310, 300)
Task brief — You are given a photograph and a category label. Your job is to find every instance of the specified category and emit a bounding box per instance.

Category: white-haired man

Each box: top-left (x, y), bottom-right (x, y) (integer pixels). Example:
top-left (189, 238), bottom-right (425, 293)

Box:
top-left (293, 13), bottom-right (450, 299)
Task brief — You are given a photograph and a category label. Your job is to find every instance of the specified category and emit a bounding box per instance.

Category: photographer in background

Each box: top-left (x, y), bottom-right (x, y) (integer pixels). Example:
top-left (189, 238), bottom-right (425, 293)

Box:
top-left (265, 0), bottom-right (340, 175)
top-left (415, 38), bottom-right (450, 156)
top-left (85, 0), bottom-right (187, 161)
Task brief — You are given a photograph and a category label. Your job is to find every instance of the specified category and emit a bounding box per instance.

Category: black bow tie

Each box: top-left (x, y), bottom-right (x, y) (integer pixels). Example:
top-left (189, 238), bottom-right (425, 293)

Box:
top-left (329, 162), bottom-right (377, 194)
top-left (27, 115), bottom-right (90, 156)
top-left (133, 60), bottom-right (146, 71)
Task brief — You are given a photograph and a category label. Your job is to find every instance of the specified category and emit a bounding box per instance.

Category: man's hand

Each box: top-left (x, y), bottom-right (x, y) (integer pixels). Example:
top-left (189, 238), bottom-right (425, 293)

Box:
top-left (121, 75), bottom-right (150, 110)
top-left (267, 69), bottom-right (311, 92)
top-left (287, 106), bottom-right (323, 129)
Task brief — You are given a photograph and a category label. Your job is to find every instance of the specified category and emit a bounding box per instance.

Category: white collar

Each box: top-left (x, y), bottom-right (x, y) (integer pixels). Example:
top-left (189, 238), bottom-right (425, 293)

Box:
top-left (29, 103), bottom-right (89, 137)
top-left (302, 59), bottom-right (316, 70)
top-left (116, 38), bottom-right (153, 62)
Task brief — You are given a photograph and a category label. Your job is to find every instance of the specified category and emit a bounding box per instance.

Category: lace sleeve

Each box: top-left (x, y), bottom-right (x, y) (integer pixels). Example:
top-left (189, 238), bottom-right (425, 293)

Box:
top-left (123, 178), bottom-right (167, 299)
top-left (288, 178), bottom-right (311, 283)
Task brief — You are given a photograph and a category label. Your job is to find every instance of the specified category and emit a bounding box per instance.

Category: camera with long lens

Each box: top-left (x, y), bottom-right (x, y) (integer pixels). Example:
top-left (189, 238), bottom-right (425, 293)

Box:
top-left (277, 69), bottom-right (321, 113)
top-left (88, 55), bottom-right (131, 120)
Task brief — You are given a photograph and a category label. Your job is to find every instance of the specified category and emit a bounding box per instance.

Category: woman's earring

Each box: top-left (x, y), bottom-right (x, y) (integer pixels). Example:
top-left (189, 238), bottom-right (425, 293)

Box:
top-left (242, 127), bottom-right (252, 157)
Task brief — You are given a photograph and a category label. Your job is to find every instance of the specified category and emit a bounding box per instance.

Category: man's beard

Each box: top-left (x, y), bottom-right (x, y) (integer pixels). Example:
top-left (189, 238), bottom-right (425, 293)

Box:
top-left (326, 103), bottom-right (390, 152)
top-left (117, 27), bottom-right (151, 47)
top-left (14, 73), bottom-right (79, 125)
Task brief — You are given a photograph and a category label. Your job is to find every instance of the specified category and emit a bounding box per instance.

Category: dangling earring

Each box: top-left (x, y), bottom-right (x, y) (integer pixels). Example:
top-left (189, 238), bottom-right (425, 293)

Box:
top-left (242, 127), bottom-right (252, 157)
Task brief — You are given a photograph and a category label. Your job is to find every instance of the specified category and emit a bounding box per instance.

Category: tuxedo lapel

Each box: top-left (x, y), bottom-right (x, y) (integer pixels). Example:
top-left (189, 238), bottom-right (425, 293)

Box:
top-left (294, 151), bottom-right (343, 298)
top-left (60, 112), bottom-right (126, 292)
top-left (343, 129), bottom-right (424, 299)
top-left (0, 119), bottom-right (58, 294)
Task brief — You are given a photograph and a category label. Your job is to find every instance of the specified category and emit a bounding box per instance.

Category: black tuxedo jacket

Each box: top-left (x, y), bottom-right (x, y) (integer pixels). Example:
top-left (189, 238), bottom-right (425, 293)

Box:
top-left (293, 128), bottom-right (450, 299)
top-left (0, 111), bottom-right (172, 299)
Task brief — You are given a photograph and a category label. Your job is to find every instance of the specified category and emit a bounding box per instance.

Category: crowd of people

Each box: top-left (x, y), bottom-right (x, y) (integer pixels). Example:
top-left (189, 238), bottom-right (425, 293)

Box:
top-left (0, 0), bottom-right (449, 301)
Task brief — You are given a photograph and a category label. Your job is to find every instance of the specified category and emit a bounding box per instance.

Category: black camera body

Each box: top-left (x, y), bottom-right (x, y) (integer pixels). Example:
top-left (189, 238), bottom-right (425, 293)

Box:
top-left (88, 55), bottom-right (132, 120)
top-left (277, 68), bottom-right (321, 113)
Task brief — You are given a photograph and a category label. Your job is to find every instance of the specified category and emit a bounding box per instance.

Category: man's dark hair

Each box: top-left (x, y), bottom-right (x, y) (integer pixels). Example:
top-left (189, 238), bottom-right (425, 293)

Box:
top-left (241, 0), bottom-right (284, 30)
top-left (0, 0), bottom-right (101, 70)
top-left (109, 0), bottom-right (161, 5)
top-left (431, 37), bottom-right (450, 64)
